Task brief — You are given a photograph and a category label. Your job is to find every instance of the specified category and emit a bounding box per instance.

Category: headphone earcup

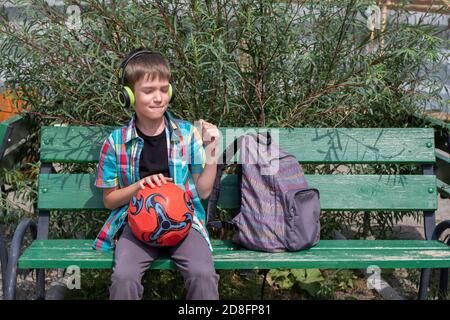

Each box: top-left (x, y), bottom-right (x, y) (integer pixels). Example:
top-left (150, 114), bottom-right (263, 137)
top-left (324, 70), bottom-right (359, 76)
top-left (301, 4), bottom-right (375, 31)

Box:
top-left (118, 86), bottom-right (135, 108)
top-left (169, 82), bottom-right (176, 103)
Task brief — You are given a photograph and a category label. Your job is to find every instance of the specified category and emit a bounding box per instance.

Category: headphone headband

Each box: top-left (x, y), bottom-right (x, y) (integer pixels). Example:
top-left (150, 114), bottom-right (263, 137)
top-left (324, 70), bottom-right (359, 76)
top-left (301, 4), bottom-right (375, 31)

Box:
top-left (118, 50), bottom-right (158, 86)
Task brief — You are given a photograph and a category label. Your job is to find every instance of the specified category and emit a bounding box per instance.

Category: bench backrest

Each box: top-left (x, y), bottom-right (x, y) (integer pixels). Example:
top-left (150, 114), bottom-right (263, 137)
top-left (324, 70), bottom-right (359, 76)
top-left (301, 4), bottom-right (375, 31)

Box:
top-left (37, 126), bottom-right (437, 214)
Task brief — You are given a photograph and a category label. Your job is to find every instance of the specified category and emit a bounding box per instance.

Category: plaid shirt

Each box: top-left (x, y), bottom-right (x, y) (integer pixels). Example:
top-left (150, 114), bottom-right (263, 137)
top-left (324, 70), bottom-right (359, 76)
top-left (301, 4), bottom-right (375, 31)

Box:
top-left (93, 111), bottom-right (212, 252)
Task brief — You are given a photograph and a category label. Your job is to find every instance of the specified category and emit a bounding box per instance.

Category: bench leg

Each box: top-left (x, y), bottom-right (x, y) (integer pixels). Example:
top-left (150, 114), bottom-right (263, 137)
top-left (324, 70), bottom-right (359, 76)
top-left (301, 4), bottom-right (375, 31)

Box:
top-left (36, 208), bottom-right (50, 300)
top-left (260, 270), bottom-right (269, 300)
top-left (439, 268), bottom-right (449, 296)
top-left (418, 208), bottom-right (436, 300)
top-left (438, 225), bottom-right (450, 297)
top-left (418, 269), bottom-right (431, 300)
top-left (36, 269), bottom-right (46, 299)
top-left (419, 161), bottom-right (436, 300)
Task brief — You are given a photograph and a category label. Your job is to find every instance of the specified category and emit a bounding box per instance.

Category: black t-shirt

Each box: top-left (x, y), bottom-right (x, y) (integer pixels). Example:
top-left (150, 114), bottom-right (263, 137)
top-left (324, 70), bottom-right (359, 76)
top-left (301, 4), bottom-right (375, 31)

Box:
top-left (136, 126), bottom-right (170, 179)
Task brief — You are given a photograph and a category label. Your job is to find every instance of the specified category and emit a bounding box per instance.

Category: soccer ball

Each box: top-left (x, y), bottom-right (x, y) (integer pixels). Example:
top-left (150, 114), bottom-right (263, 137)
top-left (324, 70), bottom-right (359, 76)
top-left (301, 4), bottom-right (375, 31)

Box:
top-left (128, 182), bottom-right (194, 246)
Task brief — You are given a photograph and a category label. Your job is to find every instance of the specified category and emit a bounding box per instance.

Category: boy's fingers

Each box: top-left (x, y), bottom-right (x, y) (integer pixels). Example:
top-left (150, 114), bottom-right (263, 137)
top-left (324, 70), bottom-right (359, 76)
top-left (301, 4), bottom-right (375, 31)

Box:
top-left (161, 176), bottom-right (173, 183)
top-left (145, 177), bottom-right (155, 188)
top-left (196, 119), bottom-right (204, 132)
top-left (158, 173), bottom-right (167, 184)
top-left (141, 176), bottom-right (172, 189)
top-left (152, 175), bottom-right (162, 186)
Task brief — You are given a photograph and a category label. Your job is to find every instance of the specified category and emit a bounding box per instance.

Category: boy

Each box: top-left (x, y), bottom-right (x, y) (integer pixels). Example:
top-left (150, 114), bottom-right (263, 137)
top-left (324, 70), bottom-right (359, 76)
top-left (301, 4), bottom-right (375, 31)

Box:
top-left (93, 48), bottom-right (220, 300)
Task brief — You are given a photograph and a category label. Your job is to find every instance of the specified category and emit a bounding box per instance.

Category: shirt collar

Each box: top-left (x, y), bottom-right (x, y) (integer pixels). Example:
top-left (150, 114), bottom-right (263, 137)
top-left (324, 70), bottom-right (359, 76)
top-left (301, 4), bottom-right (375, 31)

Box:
top-left (125, 110), bottom-right (180, 144)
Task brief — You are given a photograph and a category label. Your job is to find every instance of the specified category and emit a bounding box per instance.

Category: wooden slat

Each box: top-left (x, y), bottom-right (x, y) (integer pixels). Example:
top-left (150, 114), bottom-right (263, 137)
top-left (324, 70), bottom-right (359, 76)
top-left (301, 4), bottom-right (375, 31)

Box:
top-left (25, 239), bottom-right (450, 250)
top-left (38, 173), bottom-right (438, 211)
top-left (40, 126), bottom-right (436, 164)
top-left (18, 239), bottom-right (450, 270)
top-left (40, 126), bottom-right (114, 163)
top-left (272, 127), bottom-right (434, 164)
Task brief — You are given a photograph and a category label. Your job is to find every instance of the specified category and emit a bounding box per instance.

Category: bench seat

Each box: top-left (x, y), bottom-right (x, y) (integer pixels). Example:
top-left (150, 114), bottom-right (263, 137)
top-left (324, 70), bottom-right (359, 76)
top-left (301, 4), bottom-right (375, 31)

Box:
top-left (19, 239), bottom-right (450, 270)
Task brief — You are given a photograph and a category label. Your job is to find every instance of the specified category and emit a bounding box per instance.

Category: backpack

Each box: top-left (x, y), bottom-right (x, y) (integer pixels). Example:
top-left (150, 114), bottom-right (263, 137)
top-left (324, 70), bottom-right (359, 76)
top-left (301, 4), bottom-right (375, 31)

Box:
top-left (207, 132), bottom-right (321, 252)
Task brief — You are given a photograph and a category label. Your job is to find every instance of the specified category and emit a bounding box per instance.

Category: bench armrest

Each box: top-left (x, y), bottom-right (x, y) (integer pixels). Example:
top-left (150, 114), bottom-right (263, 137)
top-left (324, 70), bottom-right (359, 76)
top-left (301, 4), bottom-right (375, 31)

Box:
top-left (4, 218), bottom-right (37, 300)
top-left (0, 234), bottom-right (8, 291)
top-left (432, 220), bottom-right (450, 243)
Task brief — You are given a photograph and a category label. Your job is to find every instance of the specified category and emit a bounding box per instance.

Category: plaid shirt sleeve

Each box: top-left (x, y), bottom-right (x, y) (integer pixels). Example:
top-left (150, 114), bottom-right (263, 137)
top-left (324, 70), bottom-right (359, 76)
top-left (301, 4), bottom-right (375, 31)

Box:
top-left (189, 125), bottom-right (206, 175)
top-left (95, 134), bottom-right (119, 188)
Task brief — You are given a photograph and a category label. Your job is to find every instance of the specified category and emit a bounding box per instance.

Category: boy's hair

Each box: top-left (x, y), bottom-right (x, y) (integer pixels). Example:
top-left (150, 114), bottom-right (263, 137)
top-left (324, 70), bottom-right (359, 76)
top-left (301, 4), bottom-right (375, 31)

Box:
top-left (123, 48), bottom-right (171, 90)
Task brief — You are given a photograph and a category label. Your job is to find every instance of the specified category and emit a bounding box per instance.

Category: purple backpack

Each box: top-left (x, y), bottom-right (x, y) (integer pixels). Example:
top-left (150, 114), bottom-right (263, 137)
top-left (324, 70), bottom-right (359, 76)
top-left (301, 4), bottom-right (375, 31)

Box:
top-left (207, 132), bottom-right (321, 252)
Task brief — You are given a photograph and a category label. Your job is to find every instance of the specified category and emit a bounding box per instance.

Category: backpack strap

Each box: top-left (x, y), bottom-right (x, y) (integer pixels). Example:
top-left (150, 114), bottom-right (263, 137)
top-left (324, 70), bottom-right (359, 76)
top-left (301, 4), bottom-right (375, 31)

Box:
top-left (206, 136), bottom-right (242, 228)
top-left (206, 131), bottom-right (272, 230)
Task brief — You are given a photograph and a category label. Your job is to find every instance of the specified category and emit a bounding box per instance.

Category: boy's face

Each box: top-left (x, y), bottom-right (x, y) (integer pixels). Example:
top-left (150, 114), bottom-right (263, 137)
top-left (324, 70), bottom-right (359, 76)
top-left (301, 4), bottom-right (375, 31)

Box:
top-left (133, 75), bottom-right (170, 122)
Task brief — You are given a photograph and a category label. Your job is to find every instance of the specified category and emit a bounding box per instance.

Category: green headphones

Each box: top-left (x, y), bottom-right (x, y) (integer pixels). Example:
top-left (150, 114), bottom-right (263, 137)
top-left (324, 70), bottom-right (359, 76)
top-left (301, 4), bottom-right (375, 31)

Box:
top-left (117, 49), bottom-right (175, 108)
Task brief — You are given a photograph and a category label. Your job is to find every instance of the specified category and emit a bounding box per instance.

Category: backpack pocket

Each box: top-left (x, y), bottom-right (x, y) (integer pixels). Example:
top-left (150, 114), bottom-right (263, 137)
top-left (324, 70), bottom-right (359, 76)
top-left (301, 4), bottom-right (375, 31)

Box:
top-left (283, 188), bottom-right (321, 251)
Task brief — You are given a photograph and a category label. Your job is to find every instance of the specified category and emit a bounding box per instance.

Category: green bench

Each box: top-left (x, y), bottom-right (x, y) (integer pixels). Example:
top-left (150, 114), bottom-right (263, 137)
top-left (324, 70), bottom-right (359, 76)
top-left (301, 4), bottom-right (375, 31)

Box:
top-left (4, 125), bottom-right (450, 300)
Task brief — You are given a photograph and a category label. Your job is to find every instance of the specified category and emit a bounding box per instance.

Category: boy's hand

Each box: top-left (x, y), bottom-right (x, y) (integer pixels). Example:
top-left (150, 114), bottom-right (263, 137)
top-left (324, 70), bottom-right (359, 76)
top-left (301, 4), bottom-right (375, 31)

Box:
top-left (198, 119), bottom-right (220, 150)
top-left (138, 174), bottom-right (173, 190)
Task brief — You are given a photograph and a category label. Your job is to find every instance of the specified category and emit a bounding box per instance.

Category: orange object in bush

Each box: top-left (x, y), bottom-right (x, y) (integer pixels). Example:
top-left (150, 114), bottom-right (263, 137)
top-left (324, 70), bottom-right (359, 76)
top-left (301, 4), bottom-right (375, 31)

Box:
top-left (0, 90), bottom-right (25, 122)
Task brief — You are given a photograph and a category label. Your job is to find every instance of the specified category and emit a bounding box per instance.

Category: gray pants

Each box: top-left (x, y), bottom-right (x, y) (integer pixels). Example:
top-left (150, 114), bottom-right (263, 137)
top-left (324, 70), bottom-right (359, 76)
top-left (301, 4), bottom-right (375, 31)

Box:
top-left (110, 224), bottom-right (220, 300)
